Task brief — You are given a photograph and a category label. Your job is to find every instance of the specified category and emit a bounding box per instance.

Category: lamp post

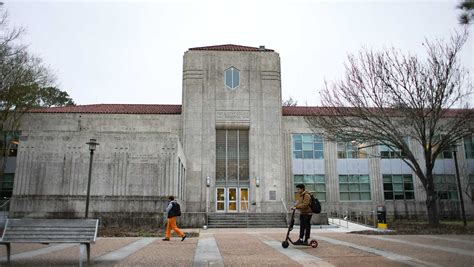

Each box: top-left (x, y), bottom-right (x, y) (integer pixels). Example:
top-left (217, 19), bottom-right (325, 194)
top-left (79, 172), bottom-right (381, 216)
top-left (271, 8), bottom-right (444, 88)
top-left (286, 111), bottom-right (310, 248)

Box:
top-left (452, 144), bottom-right (467, 227)
top-left (85, 139), bottom-right (99, 218)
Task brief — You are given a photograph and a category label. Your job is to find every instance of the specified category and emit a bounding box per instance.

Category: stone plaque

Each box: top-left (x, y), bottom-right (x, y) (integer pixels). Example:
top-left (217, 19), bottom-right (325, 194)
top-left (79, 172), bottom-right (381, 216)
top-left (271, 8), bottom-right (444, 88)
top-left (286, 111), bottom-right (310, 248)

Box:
top-left (216, 111), bottom-right (250, 122)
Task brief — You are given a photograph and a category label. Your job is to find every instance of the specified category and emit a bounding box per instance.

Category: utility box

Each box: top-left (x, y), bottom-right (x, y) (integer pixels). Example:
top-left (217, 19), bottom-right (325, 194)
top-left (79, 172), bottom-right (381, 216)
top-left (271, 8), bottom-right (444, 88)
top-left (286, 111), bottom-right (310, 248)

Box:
top-left (377, 205), bottom-right (387, 229)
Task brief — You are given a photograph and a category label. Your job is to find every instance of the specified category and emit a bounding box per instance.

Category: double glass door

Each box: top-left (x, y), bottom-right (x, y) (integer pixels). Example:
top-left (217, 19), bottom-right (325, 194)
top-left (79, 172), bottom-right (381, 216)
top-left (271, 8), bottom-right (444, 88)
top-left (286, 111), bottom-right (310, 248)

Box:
top-left (216, 187), bottom-right (248, 212)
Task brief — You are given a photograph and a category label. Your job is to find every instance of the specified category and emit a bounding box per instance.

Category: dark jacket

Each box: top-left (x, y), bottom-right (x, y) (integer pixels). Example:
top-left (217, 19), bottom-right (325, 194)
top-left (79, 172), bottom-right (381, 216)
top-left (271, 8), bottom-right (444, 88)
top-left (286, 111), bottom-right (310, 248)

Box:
top-left (295, 190), bottom-right (313, 214)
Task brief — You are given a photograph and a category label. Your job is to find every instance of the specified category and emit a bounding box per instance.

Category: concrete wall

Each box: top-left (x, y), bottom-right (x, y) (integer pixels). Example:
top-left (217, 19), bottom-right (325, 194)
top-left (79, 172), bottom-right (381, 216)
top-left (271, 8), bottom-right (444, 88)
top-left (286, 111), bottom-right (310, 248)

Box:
top-left (182, 50), bottom-right (283, 212)
top-left (10, 113), bottom-right (185, 218)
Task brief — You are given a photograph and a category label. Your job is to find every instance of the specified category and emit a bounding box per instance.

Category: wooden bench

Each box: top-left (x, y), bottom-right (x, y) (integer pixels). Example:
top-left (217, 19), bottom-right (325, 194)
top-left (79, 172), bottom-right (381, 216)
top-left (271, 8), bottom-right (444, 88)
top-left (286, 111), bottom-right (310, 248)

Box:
top-left (0, 218), bottom-right (99, 264)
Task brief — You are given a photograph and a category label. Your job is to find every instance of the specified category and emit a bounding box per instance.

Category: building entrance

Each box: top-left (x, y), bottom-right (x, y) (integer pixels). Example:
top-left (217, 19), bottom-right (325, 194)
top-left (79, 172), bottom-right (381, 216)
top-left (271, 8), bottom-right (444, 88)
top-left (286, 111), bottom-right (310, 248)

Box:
top-left (216, 187), bottom-right (249, 212)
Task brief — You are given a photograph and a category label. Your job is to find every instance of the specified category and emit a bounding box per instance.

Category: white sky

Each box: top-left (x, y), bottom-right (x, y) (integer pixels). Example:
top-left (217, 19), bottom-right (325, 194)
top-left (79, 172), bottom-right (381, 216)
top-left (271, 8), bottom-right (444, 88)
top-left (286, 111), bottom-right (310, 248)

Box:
top-left (4, 0), bottom-right (474, 106)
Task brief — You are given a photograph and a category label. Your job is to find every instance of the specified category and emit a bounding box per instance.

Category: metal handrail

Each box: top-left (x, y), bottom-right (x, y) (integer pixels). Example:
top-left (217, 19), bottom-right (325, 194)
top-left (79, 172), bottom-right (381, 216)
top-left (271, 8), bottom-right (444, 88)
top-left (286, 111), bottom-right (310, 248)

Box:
top-left (0, 198), bottom-right (10, 212)
top-left (280, 198), bottom-right (288, 213)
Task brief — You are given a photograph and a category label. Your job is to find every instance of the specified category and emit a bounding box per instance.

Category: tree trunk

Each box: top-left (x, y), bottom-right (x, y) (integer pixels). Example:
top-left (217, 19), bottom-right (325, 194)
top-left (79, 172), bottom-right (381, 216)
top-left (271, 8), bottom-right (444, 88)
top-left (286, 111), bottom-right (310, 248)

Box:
top-left (426, 185), bottom-right (440, 225)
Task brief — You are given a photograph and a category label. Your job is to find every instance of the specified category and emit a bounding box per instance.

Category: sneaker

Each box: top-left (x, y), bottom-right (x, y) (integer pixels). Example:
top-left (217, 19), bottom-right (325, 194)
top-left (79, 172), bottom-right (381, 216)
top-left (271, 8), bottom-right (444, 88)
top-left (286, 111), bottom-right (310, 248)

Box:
top-left (162, 238), bottom-right (170, 241)
top-left (181, 233), bottom-right (189, 241)
top-left (294, 239), bottom-right (304, 245)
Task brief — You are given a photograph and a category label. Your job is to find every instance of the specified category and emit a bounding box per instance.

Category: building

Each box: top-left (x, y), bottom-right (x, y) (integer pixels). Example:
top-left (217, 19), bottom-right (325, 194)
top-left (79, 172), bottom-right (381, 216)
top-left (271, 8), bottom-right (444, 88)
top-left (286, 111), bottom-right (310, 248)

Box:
top-left (5, 44), bottom-right (474, 226)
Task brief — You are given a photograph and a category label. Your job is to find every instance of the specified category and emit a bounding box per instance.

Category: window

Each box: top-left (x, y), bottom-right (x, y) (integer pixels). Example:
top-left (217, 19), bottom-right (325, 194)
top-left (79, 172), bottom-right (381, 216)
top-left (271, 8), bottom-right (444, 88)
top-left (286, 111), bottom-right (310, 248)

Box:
top-left (216, 130), bottom-right (249, 182)
top-left (337, 141), bottom-right (367, 159)
top-left (383, 174), bottom-right (414, 200)
top-left (0, 173), bottom-right (14, 198)
top-left (339, 174), bottom-right (371, 201)
top-left (0, 131), bottom-right (20, 157)
top-left (464, 135), bottom-right (474, 159)
top-left (378, 137), bottom-right (409, 159)
top-left (434, 174), bottom-right (458, 200)
top-left (224, 67), bottom-right (240, 89)
top-left (292, 134), bottom-right (324, 159)
top-left (294, 175), bottom-right (326, 201)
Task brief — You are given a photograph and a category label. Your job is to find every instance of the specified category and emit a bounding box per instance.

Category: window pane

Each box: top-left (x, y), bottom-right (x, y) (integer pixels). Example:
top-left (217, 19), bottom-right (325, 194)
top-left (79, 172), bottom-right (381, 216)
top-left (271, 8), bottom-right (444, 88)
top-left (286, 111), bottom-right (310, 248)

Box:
top-left (313, 135), bottom-right (323, 142)
top-left (294, 151), bottom-right (302, 158)
top-left (339, 184), bottom-right (349, 192)
top-left (294, 142), bottom-right (302, 150)
top-left (360, 183), bottom-right (370, 191)
top-left (383, 175), bottom-right (392, 183)
top-left (348, 175), bottom-right (359, 183)
top-left (360, 192), bottom-right (371, 200)
top-left (302, 134), bottom-right (313, 142)
top-left (314, 143), bottom-right (323, 150)
top-left (359, 175), bottom-right (369, 183)
top-left (340, 192), bottom-right (350, 201)
top-left (294, 175), bottom-right (304, 183)
top-left (304, 175), bottom-right (314, 183)
top-left (302, 143), bottom-right (313, 150)
top-left (393, 183), bottom-right (403, 191)
top-left (293, 135), bottom-right (302, 142)
top-left (404, 183), bottom-right (414, 190)
top-left (349, 184), bottom-right (359, 191)
top-left (318, 193), bottom-right (326, 201)
top-left (383, 183), bottom-right (393, 190)
top-left (303, 151), bottom-right (313, 158)
top-left (405, 191), bottom-right (414, 199)
top-left (394, 192), bottom-right (404, 200)
top-left (314, 175), bottom-right (325, 183)
top-left (225, 69), bottom-right (232, 87)
top-left (232, 68), bottom-right (240, 88)
top-left (393, 175), bottom-right (403, 183)
top-left (384, 192), bottom-right (394, 200)
top-left (314, 151), bottom-right (324, 159)
top-left (339, 175), bottom-right (348, 182)
top-left (350, 193), bottom-right (360, 200)
top-left (315, 184), bottom-right (326, 192)
top-left (306, 184), bottom-right (315, 191)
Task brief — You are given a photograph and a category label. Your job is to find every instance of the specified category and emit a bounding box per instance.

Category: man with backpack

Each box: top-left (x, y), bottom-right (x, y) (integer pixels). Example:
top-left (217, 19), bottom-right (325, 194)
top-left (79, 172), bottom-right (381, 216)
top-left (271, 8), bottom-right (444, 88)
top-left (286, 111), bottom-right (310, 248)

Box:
top-left (291, 184), bottom-right (313, 245)
top-left (162, 196), bottom-right (188, 241)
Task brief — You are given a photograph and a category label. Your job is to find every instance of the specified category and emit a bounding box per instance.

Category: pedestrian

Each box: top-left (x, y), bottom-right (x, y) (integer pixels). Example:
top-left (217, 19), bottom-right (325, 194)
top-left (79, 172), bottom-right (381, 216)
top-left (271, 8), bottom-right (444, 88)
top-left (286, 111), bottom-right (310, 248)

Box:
top-left (162, 196), bottom-right (188, 241)
top-left (291, 184), bottom-right (312, 245)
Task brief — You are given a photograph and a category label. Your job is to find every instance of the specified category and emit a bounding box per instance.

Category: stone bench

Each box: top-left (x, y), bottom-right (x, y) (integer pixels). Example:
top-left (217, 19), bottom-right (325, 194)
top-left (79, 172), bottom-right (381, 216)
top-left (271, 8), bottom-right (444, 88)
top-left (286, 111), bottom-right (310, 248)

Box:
top-left (0, 218), bottom-right (99, 264)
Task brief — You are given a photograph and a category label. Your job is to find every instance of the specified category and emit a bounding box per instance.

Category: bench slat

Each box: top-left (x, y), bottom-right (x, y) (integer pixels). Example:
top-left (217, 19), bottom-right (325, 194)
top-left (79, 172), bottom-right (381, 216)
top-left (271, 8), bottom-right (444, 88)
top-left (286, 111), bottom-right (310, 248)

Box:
top-left (1, 219), bottom-right (99, 244)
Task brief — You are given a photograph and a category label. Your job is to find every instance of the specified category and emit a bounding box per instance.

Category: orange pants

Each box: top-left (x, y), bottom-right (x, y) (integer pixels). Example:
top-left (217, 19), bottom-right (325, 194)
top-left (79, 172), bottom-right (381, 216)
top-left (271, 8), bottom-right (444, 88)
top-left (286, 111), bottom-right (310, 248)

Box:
top-left (165, 216), bottom-right (184, 238)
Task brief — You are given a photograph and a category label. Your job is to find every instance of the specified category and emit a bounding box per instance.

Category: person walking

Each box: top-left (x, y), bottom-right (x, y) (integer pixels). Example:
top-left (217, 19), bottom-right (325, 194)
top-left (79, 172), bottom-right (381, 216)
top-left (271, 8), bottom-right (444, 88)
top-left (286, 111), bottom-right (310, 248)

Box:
top-left (291, 184), bottom-right (312, 245)
top-left (162, 196), bottom-right (188, 241)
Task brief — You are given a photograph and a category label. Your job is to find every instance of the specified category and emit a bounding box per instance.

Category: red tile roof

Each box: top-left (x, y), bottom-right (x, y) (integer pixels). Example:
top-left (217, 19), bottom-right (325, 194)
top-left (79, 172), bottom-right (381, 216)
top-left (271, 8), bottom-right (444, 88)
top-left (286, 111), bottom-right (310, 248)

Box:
top-left (189, 44), bottom-right (274, 52)
top-left (29, 104), bottom-right (182, 114)
top-left (29, 104), bottom-right (471, 118)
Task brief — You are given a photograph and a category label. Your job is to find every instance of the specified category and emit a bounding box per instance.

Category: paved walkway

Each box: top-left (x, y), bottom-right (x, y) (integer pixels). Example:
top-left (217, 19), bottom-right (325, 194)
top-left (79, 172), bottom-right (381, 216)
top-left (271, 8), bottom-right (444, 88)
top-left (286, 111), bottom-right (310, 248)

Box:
top-left (0, 222), bottom-right (473, 266)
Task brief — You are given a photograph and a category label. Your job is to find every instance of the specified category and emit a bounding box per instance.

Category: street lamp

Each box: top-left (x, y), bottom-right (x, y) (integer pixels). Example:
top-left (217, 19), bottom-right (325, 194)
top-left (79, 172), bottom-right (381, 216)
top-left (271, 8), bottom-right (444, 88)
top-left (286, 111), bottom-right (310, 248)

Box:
top-left (85, 139), bottom-right (99, 218)
top-left (452, 144), bottom-right (467, 227)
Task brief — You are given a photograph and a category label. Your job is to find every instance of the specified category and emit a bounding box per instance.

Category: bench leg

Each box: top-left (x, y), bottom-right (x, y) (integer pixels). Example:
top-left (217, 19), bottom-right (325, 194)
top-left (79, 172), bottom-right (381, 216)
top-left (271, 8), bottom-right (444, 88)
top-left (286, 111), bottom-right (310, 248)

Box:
top-left (86, 243), bottom-right (90, 263)
top-left (5, 243), bottom-right (10, 262)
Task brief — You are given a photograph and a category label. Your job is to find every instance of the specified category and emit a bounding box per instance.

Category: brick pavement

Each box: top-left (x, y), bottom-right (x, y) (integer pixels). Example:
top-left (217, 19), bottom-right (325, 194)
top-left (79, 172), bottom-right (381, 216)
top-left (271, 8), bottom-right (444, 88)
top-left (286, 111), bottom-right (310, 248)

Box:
top-left (0, 225), bottom-right (473, 266)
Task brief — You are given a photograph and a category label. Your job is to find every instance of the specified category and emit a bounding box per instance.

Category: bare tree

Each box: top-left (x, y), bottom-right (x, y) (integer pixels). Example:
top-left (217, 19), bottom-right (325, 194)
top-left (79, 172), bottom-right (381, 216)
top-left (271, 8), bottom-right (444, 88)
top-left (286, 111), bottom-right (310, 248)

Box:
top-left (305, 31), bottom-right (473, 225)
top-left (0, 7), bottom-right (74, 192)
top-left (458, 0), bottom-right (474, 24)
top-left (282, 96), bottom-right (298, 106)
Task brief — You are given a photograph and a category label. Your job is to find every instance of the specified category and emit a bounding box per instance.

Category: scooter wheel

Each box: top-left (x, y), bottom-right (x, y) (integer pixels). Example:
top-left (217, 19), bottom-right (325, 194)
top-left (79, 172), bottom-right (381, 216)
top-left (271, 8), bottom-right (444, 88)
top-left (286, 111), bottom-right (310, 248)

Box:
top-left (310, 240), bottom-right (318, 248)
top-left (282, 241), bottom-right (289, 248)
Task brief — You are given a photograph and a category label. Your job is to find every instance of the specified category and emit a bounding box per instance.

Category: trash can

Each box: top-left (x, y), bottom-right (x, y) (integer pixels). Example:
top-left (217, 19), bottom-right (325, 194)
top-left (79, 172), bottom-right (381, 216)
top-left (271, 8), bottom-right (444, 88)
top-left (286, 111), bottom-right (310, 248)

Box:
top-left (377, 205), bottom-right (387, 229)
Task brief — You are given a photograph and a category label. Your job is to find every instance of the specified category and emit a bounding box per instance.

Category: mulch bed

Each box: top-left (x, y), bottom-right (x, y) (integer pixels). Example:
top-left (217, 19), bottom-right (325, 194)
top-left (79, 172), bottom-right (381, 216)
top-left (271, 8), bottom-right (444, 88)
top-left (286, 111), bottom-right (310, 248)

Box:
top-left (350, 221), bottom-right (474, 235)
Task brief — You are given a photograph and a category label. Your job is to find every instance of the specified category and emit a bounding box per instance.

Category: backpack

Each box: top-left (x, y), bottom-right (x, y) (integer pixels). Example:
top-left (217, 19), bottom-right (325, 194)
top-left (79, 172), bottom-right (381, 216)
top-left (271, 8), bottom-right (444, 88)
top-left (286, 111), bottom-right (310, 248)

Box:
top-left (307, 193), bottom-right (321, 214)
top-left (169, 202), bottom-right (182, 217)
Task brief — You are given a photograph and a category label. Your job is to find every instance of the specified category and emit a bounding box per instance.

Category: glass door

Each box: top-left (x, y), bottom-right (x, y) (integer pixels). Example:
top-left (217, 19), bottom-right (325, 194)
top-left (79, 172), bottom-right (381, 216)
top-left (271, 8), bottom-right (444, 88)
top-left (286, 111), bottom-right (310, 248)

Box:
top-left (228, 188), bottom-right (237, 212)
top-left (216, 188), bottom-right (225, 212)
top-left (240, 188), bottom-right (249, 212)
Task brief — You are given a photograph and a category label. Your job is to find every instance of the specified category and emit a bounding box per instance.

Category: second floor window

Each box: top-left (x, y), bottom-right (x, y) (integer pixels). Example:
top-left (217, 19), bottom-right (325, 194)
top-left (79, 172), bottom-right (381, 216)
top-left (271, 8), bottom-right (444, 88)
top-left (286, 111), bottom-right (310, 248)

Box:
top-left (292, 134), bottom-right (324, 159)
top-left (337, 141), bottom-right (367, 159)
top-left (224, 67), bottom-right (240, 89)
top-left (464, 135), bottom-right (474, 159)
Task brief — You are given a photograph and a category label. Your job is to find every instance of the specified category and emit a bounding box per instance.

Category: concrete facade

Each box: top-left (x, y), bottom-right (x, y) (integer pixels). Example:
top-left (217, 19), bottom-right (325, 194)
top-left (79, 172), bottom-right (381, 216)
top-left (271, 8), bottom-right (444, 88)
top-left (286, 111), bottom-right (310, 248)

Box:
top-left (6, 44), bottom-right (474, 226)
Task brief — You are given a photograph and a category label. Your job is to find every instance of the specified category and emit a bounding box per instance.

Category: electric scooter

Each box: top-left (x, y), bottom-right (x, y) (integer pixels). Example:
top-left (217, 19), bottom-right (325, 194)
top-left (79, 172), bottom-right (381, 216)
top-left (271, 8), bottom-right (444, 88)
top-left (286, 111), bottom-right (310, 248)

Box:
top-left (281, 209), bottom-right (318, 248)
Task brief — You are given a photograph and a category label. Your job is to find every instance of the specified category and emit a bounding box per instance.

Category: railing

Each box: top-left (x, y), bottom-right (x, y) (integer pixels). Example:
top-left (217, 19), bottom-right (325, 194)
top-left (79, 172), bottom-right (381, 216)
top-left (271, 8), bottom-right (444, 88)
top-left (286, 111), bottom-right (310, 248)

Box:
top-left (328, 206), bottom-right (377, 228)
top-left (0, 198), bottom-right (10, 212)
top-left (280, 198), bottom-right (288, 214)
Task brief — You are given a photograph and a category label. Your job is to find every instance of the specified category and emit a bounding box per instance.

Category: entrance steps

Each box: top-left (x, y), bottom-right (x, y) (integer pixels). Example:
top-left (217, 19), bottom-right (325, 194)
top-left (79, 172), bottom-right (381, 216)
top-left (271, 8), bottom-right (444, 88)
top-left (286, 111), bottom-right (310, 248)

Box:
top-left (207, 213), bottom-right (287, 228)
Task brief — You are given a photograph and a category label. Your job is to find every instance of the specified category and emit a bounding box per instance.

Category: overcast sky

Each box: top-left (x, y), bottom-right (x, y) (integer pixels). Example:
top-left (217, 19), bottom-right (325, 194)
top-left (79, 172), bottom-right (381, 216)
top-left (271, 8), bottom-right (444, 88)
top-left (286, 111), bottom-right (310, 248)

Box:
top-left (4, 0), bottom-right (473, 106)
